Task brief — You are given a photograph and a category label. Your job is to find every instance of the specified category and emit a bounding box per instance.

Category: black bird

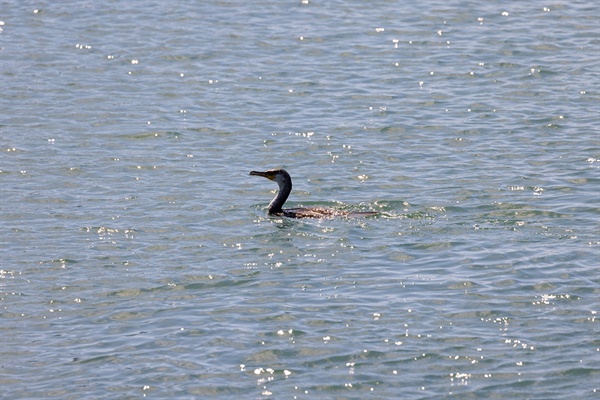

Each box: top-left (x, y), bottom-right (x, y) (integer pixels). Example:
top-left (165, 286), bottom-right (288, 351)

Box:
top-left (249, 169), bottom-right (377, 218)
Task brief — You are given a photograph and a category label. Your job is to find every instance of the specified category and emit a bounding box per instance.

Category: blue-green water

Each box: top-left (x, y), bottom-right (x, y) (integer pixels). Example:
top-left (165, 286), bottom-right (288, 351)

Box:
top-left (1, 1), bottom-right (599, 398)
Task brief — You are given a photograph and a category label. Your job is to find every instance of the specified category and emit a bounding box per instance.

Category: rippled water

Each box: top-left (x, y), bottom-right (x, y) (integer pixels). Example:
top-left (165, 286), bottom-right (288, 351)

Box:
top-left (1, 1), bottom-right (599, 398)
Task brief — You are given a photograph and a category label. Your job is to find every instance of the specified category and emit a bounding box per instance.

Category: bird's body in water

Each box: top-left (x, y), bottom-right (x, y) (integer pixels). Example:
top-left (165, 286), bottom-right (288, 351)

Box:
top-left (249, 169), bottom-right (377, 218)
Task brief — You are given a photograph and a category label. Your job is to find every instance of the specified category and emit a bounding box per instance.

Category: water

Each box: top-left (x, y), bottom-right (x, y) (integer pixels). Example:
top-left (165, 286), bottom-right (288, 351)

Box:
top-left (1, 0), bottom-right (599, 398)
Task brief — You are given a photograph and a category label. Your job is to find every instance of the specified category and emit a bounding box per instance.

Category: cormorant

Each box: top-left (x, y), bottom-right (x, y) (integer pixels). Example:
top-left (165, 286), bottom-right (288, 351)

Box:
top-left (249, 169), bottom-right (377, 218)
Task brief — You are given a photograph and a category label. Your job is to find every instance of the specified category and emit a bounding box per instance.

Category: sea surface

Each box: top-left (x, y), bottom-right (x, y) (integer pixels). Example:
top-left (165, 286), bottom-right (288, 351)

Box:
top-left (1, 1), bottom-right (599, 398)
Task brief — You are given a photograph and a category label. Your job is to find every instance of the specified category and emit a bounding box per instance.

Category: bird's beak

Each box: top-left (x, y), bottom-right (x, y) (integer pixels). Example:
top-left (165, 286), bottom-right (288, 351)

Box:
top-left (250, 171), bottom-right (275, 180)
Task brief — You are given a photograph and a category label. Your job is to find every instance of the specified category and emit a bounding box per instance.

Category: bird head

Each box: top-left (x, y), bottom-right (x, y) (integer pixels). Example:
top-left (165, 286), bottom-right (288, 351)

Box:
top-left (249, 169), bottom-right (291, 187)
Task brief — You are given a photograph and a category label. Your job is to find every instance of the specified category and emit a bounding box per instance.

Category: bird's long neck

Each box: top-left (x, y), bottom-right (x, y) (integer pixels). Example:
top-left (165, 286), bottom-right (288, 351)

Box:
top-left (268, 173), bottom-right (292, 214)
